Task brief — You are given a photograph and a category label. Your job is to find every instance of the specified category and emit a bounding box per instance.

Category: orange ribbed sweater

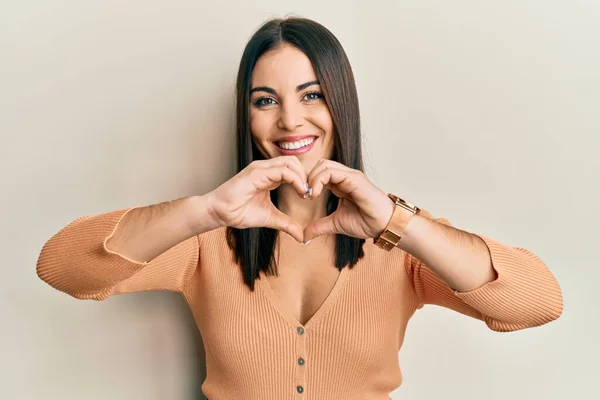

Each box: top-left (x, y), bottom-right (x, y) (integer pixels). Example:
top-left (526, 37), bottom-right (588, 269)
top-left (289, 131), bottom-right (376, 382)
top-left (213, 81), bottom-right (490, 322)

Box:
top-left (36, 207), bottom-right (563, 399)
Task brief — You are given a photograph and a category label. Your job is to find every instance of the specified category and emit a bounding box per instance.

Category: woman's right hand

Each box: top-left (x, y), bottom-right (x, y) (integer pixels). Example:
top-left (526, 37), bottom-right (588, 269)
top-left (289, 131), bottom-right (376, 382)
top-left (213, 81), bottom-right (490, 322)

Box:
top-left (207, 156), bottom-right (309, 243)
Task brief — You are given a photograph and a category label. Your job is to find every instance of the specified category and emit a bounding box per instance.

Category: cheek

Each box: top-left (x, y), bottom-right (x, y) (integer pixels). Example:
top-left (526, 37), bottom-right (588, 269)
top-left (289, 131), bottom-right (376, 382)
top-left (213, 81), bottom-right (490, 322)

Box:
top-left (313, 106), bottom-right (334, 136)
top-left (250, 110), bottom-right (276, 159)
top-left (249, 110), bottom-right (271, 141)
top-left (314, 107), bottom-right (335, 149)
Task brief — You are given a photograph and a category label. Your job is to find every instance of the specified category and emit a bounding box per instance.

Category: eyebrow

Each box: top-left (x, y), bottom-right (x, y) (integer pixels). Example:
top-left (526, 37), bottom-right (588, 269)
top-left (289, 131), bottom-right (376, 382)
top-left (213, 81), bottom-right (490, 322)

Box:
top-left (250, 80), bottom-right (320, 95)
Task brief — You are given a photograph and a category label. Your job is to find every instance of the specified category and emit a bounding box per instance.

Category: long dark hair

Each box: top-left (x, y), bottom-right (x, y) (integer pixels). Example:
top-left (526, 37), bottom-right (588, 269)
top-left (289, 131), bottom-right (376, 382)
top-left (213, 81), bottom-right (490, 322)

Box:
top-left (226, 17), bottom-right (365, 290)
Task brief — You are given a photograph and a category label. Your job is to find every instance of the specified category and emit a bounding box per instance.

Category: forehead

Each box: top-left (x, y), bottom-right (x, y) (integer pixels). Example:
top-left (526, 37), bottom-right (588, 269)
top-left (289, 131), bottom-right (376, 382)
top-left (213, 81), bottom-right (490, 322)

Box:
top-left (251, 44), bottom-right (318, 88)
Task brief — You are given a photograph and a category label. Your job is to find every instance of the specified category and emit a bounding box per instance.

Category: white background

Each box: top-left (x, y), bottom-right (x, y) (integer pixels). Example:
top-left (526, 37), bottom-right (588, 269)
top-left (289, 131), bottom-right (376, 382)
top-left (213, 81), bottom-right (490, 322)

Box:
top-left (1, 0), bottom-right (598, 398)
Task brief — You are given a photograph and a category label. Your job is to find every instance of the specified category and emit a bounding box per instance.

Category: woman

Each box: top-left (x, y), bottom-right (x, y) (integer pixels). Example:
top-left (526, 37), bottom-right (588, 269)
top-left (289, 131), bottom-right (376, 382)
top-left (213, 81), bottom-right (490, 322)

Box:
top-left (36, 17), bottom-right (563, 399)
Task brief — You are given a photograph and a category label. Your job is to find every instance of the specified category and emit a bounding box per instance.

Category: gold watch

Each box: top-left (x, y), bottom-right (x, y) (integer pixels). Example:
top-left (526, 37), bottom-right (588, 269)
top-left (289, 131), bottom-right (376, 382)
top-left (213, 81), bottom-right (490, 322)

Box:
top-left (374, 194), bottom-right (420, 251)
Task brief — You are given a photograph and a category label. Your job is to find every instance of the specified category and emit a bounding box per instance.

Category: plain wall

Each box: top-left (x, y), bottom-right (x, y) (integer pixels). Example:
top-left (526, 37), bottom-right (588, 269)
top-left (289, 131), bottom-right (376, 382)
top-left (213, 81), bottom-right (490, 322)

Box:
top-left (2, 0), bottom-right (598, 398)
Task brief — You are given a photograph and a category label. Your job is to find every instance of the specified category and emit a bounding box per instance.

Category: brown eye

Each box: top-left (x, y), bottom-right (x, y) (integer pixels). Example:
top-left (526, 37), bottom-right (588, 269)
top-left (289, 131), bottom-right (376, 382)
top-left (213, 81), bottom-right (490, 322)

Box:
top-left (254, 97), bottom-right (277, 107)
top-left (303, 92), bottom-right (323, 101)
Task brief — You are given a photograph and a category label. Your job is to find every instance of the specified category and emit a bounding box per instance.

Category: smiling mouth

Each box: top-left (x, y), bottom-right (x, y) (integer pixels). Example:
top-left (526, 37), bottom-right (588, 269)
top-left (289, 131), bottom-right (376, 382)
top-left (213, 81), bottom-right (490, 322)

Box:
top-left (276, 136), bottom-right (316, 150)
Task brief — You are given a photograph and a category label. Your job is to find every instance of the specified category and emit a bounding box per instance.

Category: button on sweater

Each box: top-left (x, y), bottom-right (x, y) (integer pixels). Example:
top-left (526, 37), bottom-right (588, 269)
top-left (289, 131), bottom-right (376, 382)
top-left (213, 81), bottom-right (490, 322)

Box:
top-left (36, 207), bottom-right (563, 399)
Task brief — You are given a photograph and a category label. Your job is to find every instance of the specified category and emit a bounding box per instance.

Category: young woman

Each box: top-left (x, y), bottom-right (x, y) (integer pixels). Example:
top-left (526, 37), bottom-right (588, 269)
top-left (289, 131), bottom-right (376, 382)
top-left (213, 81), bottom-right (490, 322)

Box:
top-left (36, 17), bottom-right (563, 399)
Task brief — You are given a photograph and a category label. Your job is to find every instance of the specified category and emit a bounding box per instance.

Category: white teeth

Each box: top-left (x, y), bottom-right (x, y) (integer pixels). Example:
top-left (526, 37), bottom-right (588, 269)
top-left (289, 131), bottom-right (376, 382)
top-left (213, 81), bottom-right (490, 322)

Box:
top-left (278, 137), bottom-right (315, 150)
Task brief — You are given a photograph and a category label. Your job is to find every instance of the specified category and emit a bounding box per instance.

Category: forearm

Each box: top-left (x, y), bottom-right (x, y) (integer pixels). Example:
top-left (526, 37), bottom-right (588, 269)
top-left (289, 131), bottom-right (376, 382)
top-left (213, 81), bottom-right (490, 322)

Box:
top-left (397, 214), bottom-right (497, 292)
top-left (106, 194), bottom-right (222, 263)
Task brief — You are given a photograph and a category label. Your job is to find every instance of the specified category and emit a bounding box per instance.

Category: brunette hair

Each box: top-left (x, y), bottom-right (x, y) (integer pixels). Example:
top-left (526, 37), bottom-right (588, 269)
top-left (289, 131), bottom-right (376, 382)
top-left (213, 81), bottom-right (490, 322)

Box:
top-left (226, 17), bottom-right (365, 290)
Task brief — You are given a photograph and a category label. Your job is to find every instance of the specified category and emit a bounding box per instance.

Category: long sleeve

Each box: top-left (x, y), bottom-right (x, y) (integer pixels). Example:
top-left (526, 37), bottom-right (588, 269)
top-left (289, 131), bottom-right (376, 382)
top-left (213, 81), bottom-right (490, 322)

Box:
top-left (403, 212), bottom-right (563, 332)
top-left (36, 207), bottom-right (201, 300)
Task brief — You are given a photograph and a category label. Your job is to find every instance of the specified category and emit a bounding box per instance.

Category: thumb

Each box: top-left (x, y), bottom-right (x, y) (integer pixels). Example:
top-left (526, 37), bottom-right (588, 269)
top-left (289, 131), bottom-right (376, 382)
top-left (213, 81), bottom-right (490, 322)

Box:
top-left (265, 209), bottom-right (304, 243)
top-left (304, 214), bottom-right (339, 243)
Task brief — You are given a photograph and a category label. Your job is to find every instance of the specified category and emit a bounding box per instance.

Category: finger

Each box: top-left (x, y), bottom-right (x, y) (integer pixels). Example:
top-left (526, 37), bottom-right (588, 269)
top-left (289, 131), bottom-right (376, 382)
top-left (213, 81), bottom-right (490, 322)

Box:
top-left (309, 166), bottom-right (359, 199)
top-left (282, 156), bottom-right (309, 190)
top-left (251, 165), bottom-right (307, 196)
top-left (255, 156), bottom-right (309, 192)
top-left (266, 209), bottom-right (305, 243)
top-left (303, 213), bottom-right (339, 242)
top-left (307, 159), bottom-right (349, 184)
top-left (251, 155), bottom-right (292, 169)
top-left (255, 156), bottom-right (305, 179)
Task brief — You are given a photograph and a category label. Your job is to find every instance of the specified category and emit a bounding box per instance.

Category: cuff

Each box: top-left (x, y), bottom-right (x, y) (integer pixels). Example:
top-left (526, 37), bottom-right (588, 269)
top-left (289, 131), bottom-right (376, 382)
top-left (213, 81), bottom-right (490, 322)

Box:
top-left (453, 235), bottom-right (563, 331)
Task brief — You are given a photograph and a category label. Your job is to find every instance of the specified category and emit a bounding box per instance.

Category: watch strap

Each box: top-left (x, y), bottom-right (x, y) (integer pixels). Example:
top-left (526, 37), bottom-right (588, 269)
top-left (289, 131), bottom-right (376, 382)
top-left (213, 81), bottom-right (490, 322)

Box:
top-left (374, 194), bottom-right (420, 251)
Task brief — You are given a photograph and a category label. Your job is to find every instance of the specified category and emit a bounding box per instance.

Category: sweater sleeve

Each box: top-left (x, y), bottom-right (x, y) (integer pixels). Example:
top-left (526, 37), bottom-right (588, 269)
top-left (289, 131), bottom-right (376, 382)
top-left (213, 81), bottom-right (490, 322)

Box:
top-left (403, 210), bottom-right (563, 332)
top-left (36, 207), bottom-right (200, 301)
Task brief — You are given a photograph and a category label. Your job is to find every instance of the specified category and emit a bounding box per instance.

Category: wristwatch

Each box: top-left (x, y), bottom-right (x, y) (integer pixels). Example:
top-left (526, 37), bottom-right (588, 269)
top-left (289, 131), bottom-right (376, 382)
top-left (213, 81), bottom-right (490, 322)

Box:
top-left (374, 194), bottom-right (420, 251)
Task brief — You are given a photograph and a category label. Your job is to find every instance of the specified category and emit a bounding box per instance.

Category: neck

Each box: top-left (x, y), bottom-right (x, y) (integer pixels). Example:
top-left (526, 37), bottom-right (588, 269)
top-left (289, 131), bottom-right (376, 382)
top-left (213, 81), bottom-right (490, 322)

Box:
top-left (276, 184), bottom-right (331, 227)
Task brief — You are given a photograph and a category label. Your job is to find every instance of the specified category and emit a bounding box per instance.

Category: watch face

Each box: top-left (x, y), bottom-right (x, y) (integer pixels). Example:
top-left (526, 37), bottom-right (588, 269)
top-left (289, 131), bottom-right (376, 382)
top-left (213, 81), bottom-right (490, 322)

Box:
top-left (389, 194), bottom-right (419, 213)
top-left (398, 198), bottom-right (414, 208)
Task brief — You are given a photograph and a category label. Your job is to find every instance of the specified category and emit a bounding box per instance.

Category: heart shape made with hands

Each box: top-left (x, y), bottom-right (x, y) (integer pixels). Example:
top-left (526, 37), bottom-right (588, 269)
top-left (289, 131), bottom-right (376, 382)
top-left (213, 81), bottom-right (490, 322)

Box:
top-left (271, 160), bottom-right (395, 244)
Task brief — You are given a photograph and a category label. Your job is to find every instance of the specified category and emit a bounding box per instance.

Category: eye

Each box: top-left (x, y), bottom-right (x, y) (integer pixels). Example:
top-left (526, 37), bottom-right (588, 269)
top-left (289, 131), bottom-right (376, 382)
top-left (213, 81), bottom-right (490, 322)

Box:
top-left (303, 91), bottom-right (323, 101)
top-left (253, 97), bottom-right (277, 107)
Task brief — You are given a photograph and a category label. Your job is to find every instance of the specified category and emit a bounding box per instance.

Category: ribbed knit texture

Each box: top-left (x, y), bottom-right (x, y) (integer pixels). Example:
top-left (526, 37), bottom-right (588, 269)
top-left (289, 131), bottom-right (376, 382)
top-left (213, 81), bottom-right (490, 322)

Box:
top-left (36, 207), bottom-right (563, 399)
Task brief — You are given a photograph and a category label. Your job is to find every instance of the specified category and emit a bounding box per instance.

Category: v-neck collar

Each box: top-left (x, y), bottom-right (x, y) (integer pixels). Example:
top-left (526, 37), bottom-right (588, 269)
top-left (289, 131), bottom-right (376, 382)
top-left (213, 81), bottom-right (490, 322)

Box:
top-left (257, 266), bottom-right (350, 332)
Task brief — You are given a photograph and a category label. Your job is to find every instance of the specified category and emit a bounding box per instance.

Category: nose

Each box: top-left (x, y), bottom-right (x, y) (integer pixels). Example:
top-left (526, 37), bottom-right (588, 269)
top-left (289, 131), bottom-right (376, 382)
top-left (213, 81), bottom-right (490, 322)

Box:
top-left (277, 101), bottom-right (303, 131)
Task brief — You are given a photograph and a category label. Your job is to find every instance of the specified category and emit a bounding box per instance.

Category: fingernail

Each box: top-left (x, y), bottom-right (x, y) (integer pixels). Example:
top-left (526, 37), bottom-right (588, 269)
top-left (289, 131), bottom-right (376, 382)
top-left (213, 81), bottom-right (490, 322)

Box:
top-left (304, 240), bottom-right (311, 244)
top-left (302, 186), bottom-right (313, 199)
top-left (304, 183), bottom-right (309, 192)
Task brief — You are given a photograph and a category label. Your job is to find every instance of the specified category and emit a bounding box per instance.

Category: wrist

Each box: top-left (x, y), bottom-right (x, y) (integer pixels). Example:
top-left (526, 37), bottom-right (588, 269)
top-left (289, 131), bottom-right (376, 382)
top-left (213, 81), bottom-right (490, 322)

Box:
top-left (374, 195), bottom-right (396, 238)
top-left (392, 212), bottom-right (421, 251)
top-left (374, 193), bottom-right (420, 251)
top-left (186, 193), bottom-right (226, 236)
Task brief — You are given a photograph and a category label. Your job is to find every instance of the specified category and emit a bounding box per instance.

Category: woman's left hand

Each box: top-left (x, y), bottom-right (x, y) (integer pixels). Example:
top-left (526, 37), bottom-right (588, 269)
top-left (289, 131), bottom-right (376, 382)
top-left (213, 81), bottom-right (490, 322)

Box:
top-left (303, 159), bottom-right (395, 242)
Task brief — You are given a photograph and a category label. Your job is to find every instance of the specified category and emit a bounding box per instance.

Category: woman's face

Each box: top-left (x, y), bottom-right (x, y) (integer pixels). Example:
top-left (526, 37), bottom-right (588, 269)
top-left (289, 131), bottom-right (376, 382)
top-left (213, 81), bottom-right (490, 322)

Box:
top-left (250, 44), bottom-right (335, 172)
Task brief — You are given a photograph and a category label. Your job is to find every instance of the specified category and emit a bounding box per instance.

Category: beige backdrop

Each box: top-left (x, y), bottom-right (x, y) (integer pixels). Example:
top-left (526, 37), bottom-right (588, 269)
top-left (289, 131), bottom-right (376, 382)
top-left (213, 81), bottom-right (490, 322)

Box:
top-left (2, 0), bottom-right (598, 399)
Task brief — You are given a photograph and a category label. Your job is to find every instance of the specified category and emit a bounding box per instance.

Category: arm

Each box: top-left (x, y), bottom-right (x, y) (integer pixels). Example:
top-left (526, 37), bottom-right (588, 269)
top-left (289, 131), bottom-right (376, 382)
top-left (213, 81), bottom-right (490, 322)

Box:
top-left (298, 160), bottom-right (563, 332)
top-left (105, 195), bottom-right (221, 263)
top-left (37, 155), bottom-right (312, 300)
top-left (398, 210), bottom-right (496, 292)
top-left (400, 209), bottom-right (563, 332)
top-left (36, 195), bottom-right (221, 300)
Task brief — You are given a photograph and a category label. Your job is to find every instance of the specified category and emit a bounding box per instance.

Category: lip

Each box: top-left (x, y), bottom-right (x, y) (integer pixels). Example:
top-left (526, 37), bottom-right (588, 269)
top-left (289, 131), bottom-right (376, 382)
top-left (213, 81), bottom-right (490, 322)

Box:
top-left (276, 135), bottom-right (317, 143)
top-left (275, 135), bottom-right (318, 156)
